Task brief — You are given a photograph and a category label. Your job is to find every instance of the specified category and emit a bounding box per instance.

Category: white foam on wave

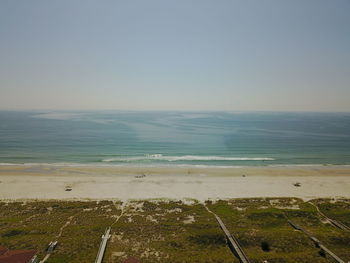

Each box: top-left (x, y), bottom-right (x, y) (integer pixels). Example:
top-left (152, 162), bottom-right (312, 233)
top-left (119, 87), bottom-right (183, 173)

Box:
top-left (267, 164), bottom-right (340, 167)
top-left (0, 163), bottom-right (18, 166)
top-left (102, 154), bottom-right (275, 162)
top-left (1, 162), bottom-right (349, 169)
top-left (0, 162), bottom-right (234, 168)
top-left (0, 162), bottom-right (92, 167)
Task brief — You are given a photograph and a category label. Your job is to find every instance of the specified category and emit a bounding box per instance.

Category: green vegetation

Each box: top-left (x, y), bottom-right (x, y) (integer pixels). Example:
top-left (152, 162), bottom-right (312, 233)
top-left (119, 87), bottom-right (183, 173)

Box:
top-left (0, 201), bottom-right (119, 262)
top-left (0, 198), bottom-right (349, 263)
top-left (105, 200), bottom-right (232, 263)
top-left (207, 198), bottom-right (350, 263)
top-left (313, 198), bottom-right (350, 226)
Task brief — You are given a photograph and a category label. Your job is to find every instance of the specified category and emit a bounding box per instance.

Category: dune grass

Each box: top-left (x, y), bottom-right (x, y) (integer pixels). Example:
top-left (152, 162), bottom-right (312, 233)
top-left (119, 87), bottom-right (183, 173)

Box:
top-left (0, 198), bottom-right (349, 263)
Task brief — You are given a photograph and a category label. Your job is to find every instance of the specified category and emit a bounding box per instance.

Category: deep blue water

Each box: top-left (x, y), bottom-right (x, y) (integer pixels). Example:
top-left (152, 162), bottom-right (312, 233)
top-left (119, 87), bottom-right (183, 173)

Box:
top-left (0, 111), bottom-right (350, 166)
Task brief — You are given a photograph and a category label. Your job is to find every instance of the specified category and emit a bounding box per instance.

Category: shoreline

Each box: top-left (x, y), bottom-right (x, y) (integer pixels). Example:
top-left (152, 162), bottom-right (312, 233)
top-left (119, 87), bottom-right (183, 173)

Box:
top-left (0, 164), bottom-right (349, 201)
top-left (1, 162), bottom-right (350, 167)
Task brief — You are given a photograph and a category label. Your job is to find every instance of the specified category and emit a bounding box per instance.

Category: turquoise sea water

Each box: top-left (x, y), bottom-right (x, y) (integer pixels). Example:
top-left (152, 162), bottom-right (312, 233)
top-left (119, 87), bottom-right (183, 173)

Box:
top-left (0, 111), bottom-right (350, 167)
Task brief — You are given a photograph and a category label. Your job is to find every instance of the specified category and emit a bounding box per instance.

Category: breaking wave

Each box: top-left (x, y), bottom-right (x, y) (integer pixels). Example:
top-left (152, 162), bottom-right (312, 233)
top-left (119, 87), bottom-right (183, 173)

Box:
top-left (102, 154), bottom-right (275, 162)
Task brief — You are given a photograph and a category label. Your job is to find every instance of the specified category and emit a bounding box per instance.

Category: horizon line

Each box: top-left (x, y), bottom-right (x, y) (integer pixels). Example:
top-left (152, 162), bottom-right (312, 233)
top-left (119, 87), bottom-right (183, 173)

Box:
top-left (0, 108), bottom-right (349, 114)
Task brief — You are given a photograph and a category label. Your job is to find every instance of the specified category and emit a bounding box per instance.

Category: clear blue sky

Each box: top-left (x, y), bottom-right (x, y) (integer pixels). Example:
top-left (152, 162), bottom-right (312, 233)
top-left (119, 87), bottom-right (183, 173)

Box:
top-left (0, 0), bottom-right (349, 111)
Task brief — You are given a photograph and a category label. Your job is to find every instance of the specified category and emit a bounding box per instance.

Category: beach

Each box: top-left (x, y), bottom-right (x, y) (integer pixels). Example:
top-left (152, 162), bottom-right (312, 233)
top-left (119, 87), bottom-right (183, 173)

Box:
top-left (1, 164), bottom-right (350, 262)
top-left (1, 164), bottom-right (349, 201)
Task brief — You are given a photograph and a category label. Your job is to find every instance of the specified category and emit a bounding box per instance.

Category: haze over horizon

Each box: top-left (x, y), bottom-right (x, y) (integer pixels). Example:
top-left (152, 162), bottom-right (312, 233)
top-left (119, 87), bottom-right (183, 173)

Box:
top-left (1, 0), bottom-right (350, 112)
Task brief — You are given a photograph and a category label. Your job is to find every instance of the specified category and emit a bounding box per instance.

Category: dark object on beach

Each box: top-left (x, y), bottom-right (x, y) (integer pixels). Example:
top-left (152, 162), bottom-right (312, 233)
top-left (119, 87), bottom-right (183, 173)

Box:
top-left (123, 257), bottom-right (141, 263)
top-left (293, 182), bottom-right (301, 187)
top-left (65, 186), bottom-right (72, 191)
top-left (135, 174), bottom-right (146, 179)
top-left (242, 174), bottom-right (246, 177)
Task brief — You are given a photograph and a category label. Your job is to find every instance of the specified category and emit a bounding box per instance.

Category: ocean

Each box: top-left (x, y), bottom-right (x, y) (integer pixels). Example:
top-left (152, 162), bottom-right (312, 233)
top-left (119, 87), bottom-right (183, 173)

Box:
top-left (0, 110), bottom-right (349, 167)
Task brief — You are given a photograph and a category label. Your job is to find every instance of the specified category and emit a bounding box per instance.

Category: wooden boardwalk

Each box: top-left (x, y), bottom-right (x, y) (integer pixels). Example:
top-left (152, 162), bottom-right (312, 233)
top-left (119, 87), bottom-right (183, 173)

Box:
top-left (94, 227), bottom-right (111, 263)
top-left (327, 218), bottom-right (350, 232)
top-left (309, 202), bottom-right (350, 232)
top-left (288, 220), bottom-right (346, 263)
top-left (204, 205), bottom-right (250, 263)
top-left (215, 215), bottom-right (251, 263)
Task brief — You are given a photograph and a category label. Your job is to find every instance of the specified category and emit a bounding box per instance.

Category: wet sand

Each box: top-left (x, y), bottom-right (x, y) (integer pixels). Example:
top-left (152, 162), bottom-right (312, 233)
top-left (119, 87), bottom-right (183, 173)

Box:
top-left (0, 164), bottom-right (349, 201)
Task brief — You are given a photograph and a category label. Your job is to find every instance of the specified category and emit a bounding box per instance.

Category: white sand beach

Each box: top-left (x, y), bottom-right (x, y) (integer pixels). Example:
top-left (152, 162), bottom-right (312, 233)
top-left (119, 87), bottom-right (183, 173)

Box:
top-left (0, 165), bottom-right (349, 201)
